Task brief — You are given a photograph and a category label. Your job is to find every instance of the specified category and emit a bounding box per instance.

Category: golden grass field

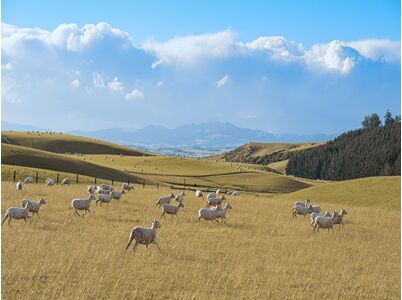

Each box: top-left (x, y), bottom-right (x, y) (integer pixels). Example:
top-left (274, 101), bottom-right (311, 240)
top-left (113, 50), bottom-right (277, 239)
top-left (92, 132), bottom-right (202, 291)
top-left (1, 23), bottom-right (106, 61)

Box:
top-left (2, 176), bottom-right (400, 299)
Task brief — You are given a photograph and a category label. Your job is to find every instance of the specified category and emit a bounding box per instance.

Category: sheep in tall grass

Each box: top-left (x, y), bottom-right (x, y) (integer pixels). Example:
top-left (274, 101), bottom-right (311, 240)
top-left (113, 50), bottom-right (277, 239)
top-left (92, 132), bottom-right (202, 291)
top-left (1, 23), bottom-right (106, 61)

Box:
top-left (161, 203), bottom-right (184, 218)
top-left (196, 206), bottom-right (223, 223)
top-left (71, 194), bottom-right (96, 217)
top-left (23, 177), bottom-right (33, 184)
top-left (155, 193), bottom-right (175, 207)
top-left (207, 189), bottom-right (221, 200)
top-left (111, 189), bottom-right (125, 200)
top-left (16, 180), bottom-right (23, 192)
top-left (175, 191), bottom-right (186, 203)
top-left (21, 198), bottom-right (47, 217)
top-left (313, 212), bottom-right (339, 232)
top-left (293, 199), bottom-right (310, 207)
top-left (214, 203), bottom-right (232, 223)
top-left (292, 204), bottom-right (314, 218)
top-left (87, 185), bottom-right (97, 194)
top-left (45, 178), bottom-right (55, 186)
top-left (206, 195), bottom-right (226, 207)
top-left (61, 178), bottom-right (69, 185)
top-left (96, 192), bottom-right (113, 206)
top-left (231, 191), bottom-right (240, 196)
top-left (99, 184), bottom-right (114, 191)
top-left (125, 220), bottom-right (161, 254)
top-left (122, 183), bottom-right (134, 191)
top-left (195, 190), bottom-right (203, 198)
top-left (2, 202), bottom-right (31, 225)
top-left (333, 208), bottom-right (348, 228)
top-left (311, 205), bottom-right (321, 213)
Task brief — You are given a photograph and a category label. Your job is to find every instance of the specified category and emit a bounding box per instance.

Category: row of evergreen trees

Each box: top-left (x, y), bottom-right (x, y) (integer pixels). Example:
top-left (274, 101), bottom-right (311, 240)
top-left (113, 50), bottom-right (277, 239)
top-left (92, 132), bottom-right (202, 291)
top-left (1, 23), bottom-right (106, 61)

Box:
top-left (286, 111), bottom-right (401, 180)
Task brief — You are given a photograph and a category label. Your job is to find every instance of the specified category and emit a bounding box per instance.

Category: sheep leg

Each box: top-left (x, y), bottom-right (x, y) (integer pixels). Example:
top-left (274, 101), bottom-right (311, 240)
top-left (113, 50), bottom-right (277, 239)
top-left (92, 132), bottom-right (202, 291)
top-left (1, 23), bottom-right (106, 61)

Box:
top-left (132, 241), bottom-right (139, 255)
top-left (160, 212), bottom-right (164, 218)
top-left (1, 214), bottom-right (8, 225)
top-left (125, 232), bottom-right (135, 252)
top-left (153, 241), bottom-right (160, 251)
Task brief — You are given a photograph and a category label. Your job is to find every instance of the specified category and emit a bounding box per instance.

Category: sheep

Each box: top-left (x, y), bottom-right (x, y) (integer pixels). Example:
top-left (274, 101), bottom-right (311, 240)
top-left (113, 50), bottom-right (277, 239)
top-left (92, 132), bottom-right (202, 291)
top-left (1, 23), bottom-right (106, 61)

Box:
top-left (99, 184), bottom-right (114, 191)
top-left (161, 203), bottom-right (184, 218)
top-left (61, 178), bottom-right (69, 185)
top-left (111, 189), bottom-right (125, 200)
top-left (87, 185), bottom-right (97, 194)
top-left (175, 191), bottom-right (186, 203)
top-left (45, 178), bottom-right (55, 186)
top-left (16, 180), bottom-right (23, 192)
top-left (207, 189), bottom-right (221, 200)
top-left (21, 198), bottom-right (47, 217)
top-left (214, 203), bottom-right (232, 223)
top-left (206, 195), bottom-right (226, 207)
top-left (333, 208), bottom-right (348, 228)
top-left (292, 204), bottom-right (314, 218)
top-left (96, 192), bottom-right (113, 206)
top-left (23, 176), bottom-right (33, 184)
top-left (2, 202), bottom-right (31, 225)
top-left (313, 212), bottom-right (339, 232)
top-left (231, 191), bottom-right (240, 196)
top-left (293, 199), bottom-right (310, 207)
top-left (71, 194), bottom-right (96, 217)
top-left (311, 205), bottom-right (321, 213)
top-left (196, 206), bottom-right (222, 223)
top-left (195, 190), bottom-right (203, 198)
top-left (125, 220), bottom-right (161, 254)
top-left (155, 193), bottom-right (175, 207)
top-left (122, 183), bottom-right (134, 191)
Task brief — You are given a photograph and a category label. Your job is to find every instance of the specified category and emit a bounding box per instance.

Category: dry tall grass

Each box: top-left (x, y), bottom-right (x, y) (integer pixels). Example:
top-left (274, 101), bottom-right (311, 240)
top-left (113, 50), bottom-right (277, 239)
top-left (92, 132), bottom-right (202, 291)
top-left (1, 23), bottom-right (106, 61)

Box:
top-left (1, 179), bottom-right (400, 299)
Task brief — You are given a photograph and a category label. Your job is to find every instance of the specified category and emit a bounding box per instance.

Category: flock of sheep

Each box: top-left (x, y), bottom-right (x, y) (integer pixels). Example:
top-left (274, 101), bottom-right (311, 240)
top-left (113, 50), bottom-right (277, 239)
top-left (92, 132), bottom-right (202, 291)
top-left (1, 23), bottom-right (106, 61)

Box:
top-left (292, 199), bottom-right (348, 232)
top-left (5, 178), bottom-right (238, 254)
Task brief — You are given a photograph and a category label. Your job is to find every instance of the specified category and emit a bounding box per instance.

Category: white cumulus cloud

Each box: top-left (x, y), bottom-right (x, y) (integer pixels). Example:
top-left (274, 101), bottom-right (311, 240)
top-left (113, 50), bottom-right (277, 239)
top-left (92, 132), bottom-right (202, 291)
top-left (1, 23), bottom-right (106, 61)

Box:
top-left (125, 89), bottom-right (144, 100)
top-left (217, 75), bottom-right (231, 88)
top-left (70, 79), bottom-right (80, 88)
top-left (108, 77), bottom-right (124, 93)
top-left (346, 39), bottom-right (400, 62)
top-left (157, 81), bottom-right (163, 87)
top-left (2, 62), bottom-right (14, 71)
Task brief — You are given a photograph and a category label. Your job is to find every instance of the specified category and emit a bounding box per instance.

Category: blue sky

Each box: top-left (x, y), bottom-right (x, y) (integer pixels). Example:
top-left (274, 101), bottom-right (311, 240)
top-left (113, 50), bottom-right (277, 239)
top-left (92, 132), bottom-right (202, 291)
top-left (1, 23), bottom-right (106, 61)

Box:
top-left (1, 0), bottom-right (401, 134)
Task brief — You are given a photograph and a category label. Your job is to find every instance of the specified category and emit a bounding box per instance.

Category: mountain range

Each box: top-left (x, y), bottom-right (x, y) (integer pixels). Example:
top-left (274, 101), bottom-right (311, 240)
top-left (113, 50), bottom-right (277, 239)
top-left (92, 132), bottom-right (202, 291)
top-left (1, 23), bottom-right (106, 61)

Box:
top-left (2, 120), bottom-right (336, 148)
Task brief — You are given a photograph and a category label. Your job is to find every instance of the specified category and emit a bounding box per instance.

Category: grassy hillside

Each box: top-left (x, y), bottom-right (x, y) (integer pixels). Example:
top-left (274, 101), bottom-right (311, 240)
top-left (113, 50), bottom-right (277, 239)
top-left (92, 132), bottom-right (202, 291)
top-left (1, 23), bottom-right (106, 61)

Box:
top-left (2, 178), bottom-right (399, 298)
top-left (267, 159), bottom-right (289, 174)
top-left (1, 131), bottom-right (151, 156)
top-left (2, 143), bottom-right (152, 185)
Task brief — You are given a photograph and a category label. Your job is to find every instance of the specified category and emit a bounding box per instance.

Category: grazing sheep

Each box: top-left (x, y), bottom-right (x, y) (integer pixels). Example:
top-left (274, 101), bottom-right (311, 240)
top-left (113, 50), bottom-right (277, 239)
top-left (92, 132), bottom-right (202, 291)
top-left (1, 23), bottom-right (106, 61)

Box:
top-left (99, 184), bottom-right (114, 191)
top-left (196, 206), bottom-right (223, 223)
top-left (155, 193), bottom-right (175, 207)
top-left (122, 183), bottom-right (134, 191)
top-left (313, 212), bottom-right (339, 232)
top-left (206, 195), bottom-right (226, 207)
top-left (231, 191), bottom-right (240, 196)
top-left (175, 191), bottom-right (186, 203)
top-left (71, 194), bottom-right (96, 217)
top-left (195, 190), bottom-right (203, 198)
top-left (214, 203), bottom-right (232, 223)
top-left (161, 203), bottom-right (184, 218)
top-left (61, 178), bottom-right (69, 185)
top-left (21, 198), bottom-right (47, 217)
top-left (45, 178), bottom-right (55, 186)
top-left (293, 199), bottom-right (310, 207)
top-left (2, 202), bottom-right (31, 225)
top-left (292, 204), bottom-right (314, 218)
top-left (111, 189), bottom-right (125, 200)
top-left (87, 185), bottom-right (97, 194)
top-left (16, 180), bottom-right (23, 191)
top-left (125, 220), bottom-right (161, 254)
top-left (96, 192), bottom-right (113, 206)
top-left (207, 189), bottom-right (221, 200)
top-left (311, 205), bottom-right (321, 213)
top-left (23, 176), bottom-right (33, 184)
top-left (333, 208), bottom-right (348, 228)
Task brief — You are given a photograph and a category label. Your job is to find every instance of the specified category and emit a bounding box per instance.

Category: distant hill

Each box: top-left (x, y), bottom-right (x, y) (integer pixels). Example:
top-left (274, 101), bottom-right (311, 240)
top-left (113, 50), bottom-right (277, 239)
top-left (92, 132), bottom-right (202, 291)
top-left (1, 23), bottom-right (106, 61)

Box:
top-left (1, 131), bottom-right (152, 156)
top-left (286, 122), bottom-right (401, 180)
top-left (2, 120), bottom-right (51, 132)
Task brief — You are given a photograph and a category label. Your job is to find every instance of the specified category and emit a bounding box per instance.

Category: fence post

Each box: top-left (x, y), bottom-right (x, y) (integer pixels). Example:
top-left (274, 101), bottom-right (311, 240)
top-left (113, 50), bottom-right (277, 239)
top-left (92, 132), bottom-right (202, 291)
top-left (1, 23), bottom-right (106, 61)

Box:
top-left (36, 172), bottom-right (39, 183)
top-left (143, 180), bottom-right (145, 188)
top-left (76, 174), bottom-right (79, 184)
top-left (127, 178), bottom-right (130, 185)
top-left (183, 178), bottom-right (186, 188)
top-left (94, 178), bottom-right (97, 184)
top-left (56, 173), bottom-right (59, 184)
top-left (112, 179), bottom-right (114, 185)
top-left (157, 182), bottom-right (159, 189)
top-left (13, 170), bottom-right (16, 182)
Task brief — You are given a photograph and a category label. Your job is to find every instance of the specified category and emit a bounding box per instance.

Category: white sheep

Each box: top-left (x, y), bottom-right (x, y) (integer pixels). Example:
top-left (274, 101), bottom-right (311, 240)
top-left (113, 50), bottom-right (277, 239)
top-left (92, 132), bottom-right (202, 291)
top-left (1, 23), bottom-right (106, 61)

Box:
top-left (21, 198), bottom-right (47, 217)
top-left (111, 189), bottom-right (126, 200)
top-left (155, 193), bottom-right (175, 206)
top-left (98, 188), bottom-right (112, 195)
top-left (195, 190), bottom-right (203, 198)
top-left (293, 199), bottom-right (310, 207)
top-left (333, 208), bottom-right (348, 228)
top-left (23, 176), bottom-right (33, 184)
top-left (122, 183), bottom-right (134, 191)
top-left (292, 204), bottom-right (314, 218)
top-left (206, 195), bottom-right (226, 207)
top-left (311, 205), bottom-right (321, 213)
top-left (175, 191), bottom-right (186, 203)
top-left (61, 178), bottom-right (69, 185)
top-left (313, 212), bottom-right (339, 232)
top-left (207, 189), bottom-right (221, 200)
top-left (196, 206), bottom-right (222, 223)
top-left (45, 178), bottom-right (55, 186)
top-left (71, 194), bottom-right (96, 217)
top-left (214, 203), bottom-right (232, 223)
top-left (16, 180), bottom-right (23, 191)
top-left (161, 203), bottom-right (184, 218)
top-left (125, 220), bottom-right (161, 254)
top-left (96, 192), bottom-right (113, 206)
top-left (2, 202), bottom-right (31, 225)
top-left (231, 191), bottom-right (240, 196)
top-left (99, 184), bottom-right (114, 191)
top-left (87, 185), bottom-right (97, 194)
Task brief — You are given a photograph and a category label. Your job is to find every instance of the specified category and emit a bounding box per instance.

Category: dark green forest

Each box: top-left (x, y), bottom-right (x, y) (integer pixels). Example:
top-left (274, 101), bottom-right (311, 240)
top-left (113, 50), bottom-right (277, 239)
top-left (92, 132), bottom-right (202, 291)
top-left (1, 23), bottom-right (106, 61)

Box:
top-left (286, 113), bottom-right (401, 180)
